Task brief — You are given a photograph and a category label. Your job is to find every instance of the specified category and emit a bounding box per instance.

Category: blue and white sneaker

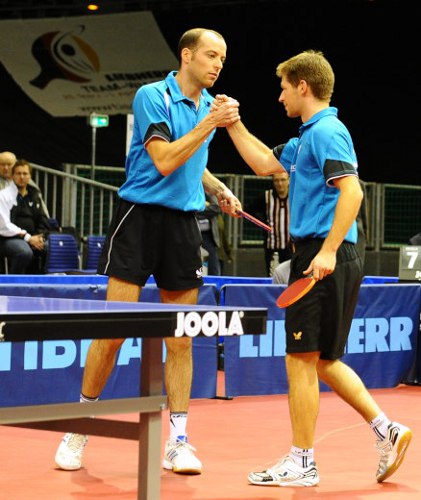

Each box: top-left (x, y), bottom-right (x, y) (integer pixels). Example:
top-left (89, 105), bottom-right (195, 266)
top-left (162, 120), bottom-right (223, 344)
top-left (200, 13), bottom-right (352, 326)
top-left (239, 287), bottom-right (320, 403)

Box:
top-left (162, 436), bottom-right (202, 474)
top-left (375, 422), bottom-right (412, 482)
top-left (248, 454), bottom-right (319, 487)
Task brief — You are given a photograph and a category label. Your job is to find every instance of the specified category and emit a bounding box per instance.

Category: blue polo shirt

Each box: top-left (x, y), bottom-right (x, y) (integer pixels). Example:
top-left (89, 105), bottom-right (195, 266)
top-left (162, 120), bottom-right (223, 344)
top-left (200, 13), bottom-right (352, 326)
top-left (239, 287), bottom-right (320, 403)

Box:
top-left (118, 71), bottom-right (215, 211)
top-left (273, 107), bottom-right (359, 244)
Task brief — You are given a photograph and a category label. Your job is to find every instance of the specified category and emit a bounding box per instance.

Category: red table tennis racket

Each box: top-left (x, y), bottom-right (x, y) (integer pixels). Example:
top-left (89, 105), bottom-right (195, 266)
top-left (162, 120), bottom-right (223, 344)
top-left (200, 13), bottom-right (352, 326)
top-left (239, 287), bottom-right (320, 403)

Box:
top-left (276, 276), bottom-right (316, 308)
top-left (237, 210), bottom-right (272, 232)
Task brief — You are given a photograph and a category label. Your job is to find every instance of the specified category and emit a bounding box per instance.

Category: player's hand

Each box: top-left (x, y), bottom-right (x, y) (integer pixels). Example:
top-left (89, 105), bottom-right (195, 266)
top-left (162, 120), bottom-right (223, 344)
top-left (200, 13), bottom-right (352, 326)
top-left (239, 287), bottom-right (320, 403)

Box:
top-left (217, 187), bottom-right (242, 216)
top-left (209, 95), bottom-right (240, 126)
top-left (304, 249), bottom-right (336, 280)
top-left (213, 94), bottom-right (234, 105)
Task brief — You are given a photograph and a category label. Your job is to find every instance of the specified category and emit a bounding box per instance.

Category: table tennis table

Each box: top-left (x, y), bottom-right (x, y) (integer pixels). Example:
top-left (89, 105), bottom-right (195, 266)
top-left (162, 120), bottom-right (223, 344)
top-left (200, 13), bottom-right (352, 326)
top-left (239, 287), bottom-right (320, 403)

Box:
top-left (0, 295), bottom-right (267, 500)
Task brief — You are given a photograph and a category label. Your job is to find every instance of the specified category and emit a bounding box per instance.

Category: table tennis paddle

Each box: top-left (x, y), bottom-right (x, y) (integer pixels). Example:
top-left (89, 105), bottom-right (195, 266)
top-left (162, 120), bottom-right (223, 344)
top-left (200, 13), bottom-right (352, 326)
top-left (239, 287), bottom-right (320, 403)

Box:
top-left (276, 276), bottom-right (316, 308)
top-left (237, 210), bottom-right (272, 232)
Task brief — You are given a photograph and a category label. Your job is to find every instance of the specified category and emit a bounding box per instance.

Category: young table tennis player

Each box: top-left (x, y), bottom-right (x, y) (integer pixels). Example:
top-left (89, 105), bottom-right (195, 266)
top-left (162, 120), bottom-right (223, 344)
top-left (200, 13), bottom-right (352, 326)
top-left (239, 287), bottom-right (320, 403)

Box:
top-left (219, 50), bottom-right (412, 486)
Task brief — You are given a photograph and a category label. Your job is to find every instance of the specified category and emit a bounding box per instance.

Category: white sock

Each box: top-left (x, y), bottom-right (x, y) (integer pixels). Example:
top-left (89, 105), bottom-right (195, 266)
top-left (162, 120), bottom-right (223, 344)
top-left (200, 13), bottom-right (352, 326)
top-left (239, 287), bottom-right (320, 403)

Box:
top-left (169, 412), bottom-right (188, 440)
top-left (290, 446), bottom-right (314, 467)
top-left (370, 412), bottom-right (391, 440)
top-left (80, 393), bottom-right (98, 403)
top-left (80, 393), bottom-right (98, 421)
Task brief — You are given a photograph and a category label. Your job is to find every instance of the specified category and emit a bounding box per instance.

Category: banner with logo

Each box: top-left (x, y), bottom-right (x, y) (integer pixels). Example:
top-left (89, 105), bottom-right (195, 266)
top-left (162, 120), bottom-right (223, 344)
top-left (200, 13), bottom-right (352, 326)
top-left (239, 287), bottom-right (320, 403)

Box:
top-left (0, 12), bottom-right (178, 117)
top-left (223, 284), bottom-right (421, 397)
top-left (0, 284), bottom-right (218, 406)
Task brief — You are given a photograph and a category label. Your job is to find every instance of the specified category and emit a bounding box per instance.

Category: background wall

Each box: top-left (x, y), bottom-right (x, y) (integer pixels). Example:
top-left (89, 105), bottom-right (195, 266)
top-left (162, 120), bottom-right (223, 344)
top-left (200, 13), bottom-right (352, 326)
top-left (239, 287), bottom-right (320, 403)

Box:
top-left (228, 248), bottom-right (400, 277)
top-left (0, 0), bottom-right (418, 186)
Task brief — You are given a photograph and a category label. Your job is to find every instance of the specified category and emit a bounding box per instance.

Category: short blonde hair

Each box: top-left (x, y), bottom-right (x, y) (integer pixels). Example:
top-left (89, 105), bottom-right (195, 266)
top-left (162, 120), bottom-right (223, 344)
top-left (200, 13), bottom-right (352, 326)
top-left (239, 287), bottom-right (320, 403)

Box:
top-left (276, 50), bottom-right (334, 102)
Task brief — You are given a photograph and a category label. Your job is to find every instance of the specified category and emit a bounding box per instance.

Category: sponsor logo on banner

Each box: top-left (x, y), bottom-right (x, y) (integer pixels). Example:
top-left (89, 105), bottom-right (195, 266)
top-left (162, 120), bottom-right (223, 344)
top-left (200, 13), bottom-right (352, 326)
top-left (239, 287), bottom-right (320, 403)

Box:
top-left (0, 338), bottom-right (148, 371)
top-left (238, 317), bottom-right (414, 358)
top-left (30, 27), bottom-right (100, 89)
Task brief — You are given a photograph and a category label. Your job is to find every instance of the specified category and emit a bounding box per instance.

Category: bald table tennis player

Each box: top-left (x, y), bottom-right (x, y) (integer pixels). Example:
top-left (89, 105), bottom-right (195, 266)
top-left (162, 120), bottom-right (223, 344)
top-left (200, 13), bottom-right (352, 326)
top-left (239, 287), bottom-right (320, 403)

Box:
top-left (54, 27), bottom-right (241, 475)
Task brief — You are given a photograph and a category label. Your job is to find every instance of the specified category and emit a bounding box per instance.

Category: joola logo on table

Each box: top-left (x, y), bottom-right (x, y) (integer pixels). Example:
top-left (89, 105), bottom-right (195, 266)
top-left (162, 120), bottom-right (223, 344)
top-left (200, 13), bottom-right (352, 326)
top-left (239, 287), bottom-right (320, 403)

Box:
top-left (174, 311), bottom-right (244, 338)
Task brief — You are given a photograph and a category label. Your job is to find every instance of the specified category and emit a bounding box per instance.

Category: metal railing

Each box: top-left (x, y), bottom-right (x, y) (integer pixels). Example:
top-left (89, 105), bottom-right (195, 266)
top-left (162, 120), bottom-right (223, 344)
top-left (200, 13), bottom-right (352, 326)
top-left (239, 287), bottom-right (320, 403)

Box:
top-left (32, 162), bottom-right (118, 236)
top-left (31, 163), bottom-right (420, 251)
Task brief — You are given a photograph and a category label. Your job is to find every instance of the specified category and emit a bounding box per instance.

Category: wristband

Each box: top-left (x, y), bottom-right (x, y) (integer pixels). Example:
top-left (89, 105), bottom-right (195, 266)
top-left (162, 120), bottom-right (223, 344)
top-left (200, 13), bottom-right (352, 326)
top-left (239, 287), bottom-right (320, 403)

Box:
top-left (23, 233), bottom-right (31, 243)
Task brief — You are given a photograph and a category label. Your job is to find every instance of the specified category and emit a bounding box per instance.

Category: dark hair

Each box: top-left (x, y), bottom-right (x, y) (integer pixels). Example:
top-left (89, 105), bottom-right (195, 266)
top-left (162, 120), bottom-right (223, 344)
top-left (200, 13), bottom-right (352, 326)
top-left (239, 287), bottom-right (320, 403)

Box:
top-left (12, 158), bottom-right (32, 175)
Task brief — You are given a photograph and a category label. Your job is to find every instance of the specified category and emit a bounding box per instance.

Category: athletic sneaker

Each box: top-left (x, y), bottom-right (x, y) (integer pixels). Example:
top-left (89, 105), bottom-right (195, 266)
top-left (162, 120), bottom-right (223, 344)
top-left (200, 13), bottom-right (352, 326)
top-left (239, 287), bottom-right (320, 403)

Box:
top-left (162, 436), bottom-right (202, 474)
top-left (248, 454), bottom-right (319, 487)
top-left (55, 433), bottom-right (88, 471)
top-left (375, 422), bottom-right (412, 482)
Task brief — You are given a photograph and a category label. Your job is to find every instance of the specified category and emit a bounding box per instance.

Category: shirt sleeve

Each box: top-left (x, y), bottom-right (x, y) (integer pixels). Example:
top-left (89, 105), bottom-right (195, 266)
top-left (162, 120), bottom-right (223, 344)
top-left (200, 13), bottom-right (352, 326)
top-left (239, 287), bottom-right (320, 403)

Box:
top-left (316, 125), bottom-right (359, 187)
top-left (273, 138), bottom-right (299, 174)
top-left (0, 184), bottom-right (23, 237)
top-left (133, 86), bottom-right (172, 145)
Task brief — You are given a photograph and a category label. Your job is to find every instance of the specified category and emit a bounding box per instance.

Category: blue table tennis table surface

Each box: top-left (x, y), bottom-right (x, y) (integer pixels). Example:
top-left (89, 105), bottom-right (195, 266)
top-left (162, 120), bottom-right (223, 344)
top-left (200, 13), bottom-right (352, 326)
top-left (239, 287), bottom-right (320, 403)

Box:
top-left (0, 295), bottom-right (267, 343)
top-left (0, 294), bottom-right (265, 314)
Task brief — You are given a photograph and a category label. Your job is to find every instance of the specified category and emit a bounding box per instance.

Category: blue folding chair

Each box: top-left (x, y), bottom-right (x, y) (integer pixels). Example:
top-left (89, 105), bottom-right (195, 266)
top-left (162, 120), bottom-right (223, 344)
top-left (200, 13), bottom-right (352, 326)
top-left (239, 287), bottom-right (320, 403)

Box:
top-left (45, 233), bottom-right (80, 273)
top-left (84, 235), bottom-right (106, 272)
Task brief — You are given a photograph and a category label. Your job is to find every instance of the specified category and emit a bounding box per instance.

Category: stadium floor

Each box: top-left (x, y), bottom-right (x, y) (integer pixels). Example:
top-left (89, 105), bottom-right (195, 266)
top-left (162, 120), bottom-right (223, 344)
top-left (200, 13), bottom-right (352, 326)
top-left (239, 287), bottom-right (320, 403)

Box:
top-left (0, 378), bottom-right (419, 500)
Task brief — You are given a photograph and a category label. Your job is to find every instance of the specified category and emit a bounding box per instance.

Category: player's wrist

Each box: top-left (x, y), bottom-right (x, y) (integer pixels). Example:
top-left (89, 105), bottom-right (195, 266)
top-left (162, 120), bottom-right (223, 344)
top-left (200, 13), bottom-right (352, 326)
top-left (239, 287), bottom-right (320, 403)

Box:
top-left (217, 185), bottom-right (233, 198)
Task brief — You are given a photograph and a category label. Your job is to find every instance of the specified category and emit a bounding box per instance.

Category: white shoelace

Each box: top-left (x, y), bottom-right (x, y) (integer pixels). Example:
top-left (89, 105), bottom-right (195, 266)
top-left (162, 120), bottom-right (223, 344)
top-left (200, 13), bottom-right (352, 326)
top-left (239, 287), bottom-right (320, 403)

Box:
top-left (65, 434), bottom-right (87, 453)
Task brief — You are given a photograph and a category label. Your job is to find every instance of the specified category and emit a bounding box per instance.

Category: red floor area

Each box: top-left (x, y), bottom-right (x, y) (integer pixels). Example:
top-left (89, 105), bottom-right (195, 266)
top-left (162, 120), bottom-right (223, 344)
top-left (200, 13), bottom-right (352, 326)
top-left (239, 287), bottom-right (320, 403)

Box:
top-left (0, 384), bottom-right (419, 500)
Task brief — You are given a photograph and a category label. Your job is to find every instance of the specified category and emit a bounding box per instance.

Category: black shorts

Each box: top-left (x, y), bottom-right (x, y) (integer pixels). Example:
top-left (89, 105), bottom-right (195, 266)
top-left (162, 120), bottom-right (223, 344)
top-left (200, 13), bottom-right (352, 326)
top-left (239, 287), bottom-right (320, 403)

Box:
top-left (97, 199), bottom-right (204, 291)
top-left (285, 238), bottom-right (363, 360)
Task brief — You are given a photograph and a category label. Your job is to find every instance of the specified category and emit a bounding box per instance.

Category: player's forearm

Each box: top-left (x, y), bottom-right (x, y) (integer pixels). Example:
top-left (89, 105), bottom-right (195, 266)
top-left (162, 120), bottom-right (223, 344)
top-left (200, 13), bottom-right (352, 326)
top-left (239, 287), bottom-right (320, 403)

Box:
top-left (322, 184), bottom-right (363, 253)
top-left (151, 102), bottom-right (238, 176)
top-left (150, 122), bottom-right (215, 176)
top-left (227, 121), bottom-right (278, 176)
top-left (202, 168), bottom-right (229, 197)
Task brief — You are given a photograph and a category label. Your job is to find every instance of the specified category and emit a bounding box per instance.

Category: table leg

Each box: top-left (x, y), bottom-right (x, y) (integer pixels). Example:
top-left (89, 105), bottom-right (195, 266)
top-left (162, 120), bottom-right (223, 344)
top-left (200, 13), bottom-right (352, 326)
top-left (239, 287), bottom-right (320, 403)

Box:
top-left (138, 337), bottom-right (164, 500)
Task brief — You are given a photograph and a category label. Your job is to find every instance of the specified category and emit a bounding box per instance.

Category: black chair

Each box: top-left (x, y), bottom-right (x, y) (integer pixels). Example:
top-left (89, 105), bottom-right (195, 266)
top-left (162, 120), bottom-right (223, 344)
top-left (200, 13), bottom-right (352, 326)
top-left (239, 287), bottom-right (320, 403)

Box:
top-left (84, 235), bottom-right (106, 272)
top-left (45, 233), bottom-right (80, 273)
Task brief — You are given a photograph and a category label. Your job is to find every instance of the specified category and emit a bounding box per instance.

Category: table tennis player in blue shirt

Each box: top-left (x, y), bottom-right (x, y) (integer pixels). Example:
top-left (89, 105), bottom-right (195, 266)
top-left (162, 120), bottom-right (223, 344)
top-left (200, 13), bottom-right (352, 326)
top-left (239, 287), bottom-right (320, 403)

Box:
top-left (219, 50), bottom-right (411, 487)
top-left (55, 28), bottom-right (241, 475)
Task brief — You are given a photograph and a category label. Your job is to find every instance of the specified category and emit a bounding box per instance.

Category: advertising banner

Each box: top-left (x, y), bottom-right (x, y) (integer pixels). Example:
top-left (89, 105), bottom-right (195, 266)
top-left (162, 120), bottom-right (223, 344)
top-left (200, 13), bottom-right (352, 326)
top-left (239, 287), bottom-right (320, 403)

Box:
top-left (0, 12), bottom-right (177, 116)
top-left (223, 284), bottom-right (421, 397)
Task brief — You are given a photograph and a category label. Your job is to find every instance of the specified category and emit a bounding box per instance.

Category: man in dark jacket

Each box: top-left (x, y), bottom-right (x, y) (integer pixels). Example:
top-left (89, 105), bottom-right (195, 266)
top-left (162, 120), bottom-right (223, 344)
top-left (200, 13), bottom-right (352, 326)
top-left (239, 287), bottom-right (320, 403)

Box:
top-left (0, 159), bottom-right (50, 273)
